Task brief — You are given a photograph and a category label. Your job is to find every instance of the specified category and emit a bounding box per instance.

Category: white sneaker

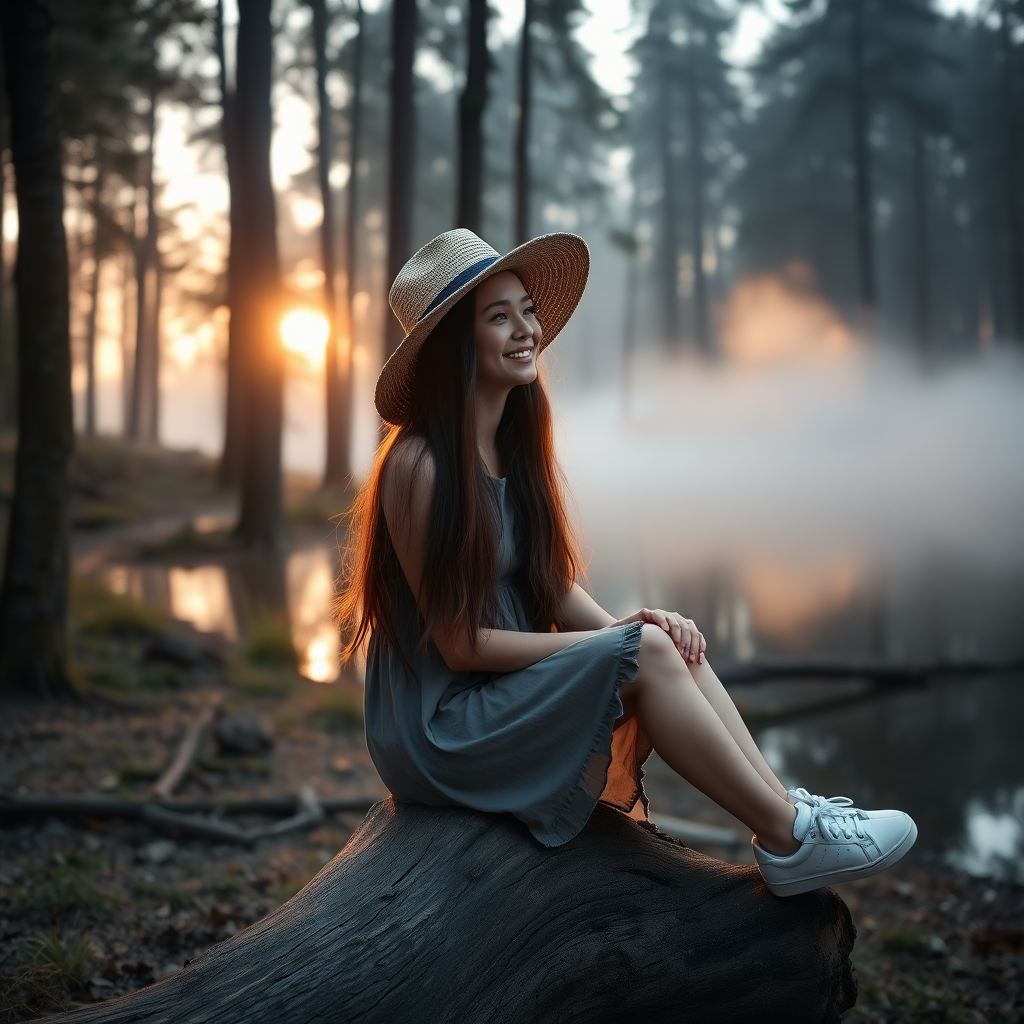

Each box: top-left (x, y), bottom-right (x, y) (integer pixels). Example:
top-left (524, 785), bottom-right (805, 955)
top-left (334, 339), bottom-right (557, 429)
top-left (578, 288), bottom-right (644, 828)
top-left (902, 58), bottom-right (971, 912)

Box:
top-left (752, 788), bottom-right (918, 897)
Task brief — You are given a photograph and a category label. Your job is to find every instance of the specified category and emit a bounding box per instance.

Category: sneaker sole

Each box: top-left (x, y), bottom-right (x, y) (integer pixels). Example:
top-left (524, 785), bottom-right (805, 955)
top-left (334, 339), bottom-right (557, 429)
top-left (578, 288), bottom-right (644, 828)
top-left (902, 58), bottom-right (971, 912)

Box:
top-left (762, 818), bottom-right (919, 897)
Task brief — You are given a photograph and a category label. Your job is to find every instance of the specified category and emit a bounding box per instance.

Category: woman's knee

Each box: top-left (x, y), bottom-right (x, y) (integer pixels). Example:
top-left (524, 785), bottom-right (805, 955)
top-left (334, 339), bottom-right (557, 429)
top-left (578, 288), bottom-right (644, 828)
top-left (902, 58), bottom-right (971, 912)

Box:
top-left (636, 623), bottom-right (692, 687)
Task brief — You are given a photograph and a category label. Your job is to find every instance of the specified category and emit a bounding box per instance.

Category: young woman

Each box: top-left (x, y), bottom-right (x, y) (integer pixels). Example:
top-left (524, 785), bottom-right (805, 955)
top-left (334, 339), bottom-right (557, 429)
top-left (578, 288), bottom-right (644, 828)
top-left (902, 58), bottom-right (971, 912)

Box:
top-left (339, 228), bottom-right (916, 896)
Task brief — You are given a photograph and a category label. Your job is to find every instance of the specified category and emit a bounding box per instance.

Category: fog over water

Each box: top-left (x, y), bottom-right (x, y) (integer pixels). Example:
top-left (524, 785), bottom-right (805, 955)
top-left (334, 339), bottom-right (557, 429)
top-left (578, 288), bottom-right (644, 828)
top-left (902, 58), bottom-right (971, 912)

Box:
top-left (557, 350), bottom-right (1024, 658)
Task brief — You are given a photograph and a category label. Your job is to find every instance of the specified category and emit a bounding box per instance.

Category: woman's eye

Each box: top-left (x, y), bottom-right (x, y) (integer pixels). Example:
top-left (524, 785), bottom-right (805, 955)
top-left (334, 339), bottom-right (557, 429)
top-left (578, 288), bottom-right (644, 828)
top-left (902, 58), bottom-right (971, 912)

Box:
top-left (524, 305), bottom-right (537, 316)
top-left (490, 312), bottom-right (507, 322)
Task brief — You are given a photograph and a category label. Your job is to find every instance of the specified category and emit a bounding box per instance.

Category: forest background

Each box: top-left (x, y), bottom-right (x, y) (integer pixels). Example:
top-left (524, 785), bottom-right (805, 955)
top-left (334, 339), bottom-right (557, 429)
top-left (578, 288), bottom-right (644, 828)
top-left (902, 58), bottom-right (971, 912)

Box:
top-left (0, 0), bottom-right (1022, 711)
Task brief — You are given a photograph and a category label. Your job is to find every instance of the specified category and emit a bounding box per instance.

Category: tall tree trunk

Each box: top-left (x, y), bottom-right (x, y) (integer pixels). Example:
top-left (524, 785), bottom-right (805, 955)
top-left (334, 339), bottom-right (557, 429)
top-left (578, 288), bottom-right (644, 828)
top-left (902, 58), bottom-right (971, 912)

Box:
top-left (514, 0), bottom-right (533, 246)
top-left (312, 0), bottom-right (347, 486)
top-left (658, 55), bottom-right (680, 348)
top-left (234, 0), bottom-right (284, 550)
top-left (998, 0), bottom-right (1023, 341)
top-left (84, 178), bottom-right (102, 437)
top-left (685, 62), bottom-right (709, 354)
top-left (0, 0), bottom-right (76, 701)
top-left (129, 82), bottom-right (159, 442)
top-left (0, 132), bottom-right (13, 433)
top-left (849, 0), bottom-right (875, 328)
top-left (910, 126), bottom-right (930, 358)
top-left (384, 0), bottom-right (417, 363)
top-left (119, 248), bottom-right (133, 434)
top-left (336, 0), bottom-right (363, 486)
top-left (457, 0), bottom-right (489, 234)
top-left (217, 0), bottom-right (246, 484)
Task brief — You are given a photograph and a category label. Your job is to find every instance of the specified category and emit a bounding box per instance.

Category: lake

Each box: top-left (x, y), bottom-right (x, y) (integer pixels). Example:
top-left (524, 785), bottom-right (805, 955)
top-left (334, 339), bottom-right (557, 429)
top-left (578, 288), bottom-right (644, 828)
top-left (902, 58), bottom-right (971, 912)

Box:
top-left (99, 351), bottom-right (1024, 879)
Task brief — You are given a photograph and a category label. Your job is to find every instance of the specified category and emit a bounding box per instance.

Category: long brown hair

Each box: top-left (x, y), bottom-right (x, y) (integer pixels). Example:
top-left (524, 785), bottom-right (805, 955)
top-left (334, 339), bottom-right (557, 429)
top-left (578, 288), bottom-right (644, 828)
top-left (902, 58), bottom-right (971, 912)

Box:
top-left (337, 289), bottom-right (584, 661)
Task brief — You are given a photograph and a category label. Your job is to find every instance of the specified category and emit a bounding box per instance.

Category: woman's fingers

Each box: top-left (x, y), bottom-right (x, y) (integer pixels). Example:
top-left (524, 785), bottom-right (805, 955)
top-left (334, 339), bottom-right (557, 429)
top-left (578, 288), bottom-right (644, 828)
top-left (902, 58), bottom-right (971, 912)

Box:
top-left (637, 609), bottom-right (706, 663)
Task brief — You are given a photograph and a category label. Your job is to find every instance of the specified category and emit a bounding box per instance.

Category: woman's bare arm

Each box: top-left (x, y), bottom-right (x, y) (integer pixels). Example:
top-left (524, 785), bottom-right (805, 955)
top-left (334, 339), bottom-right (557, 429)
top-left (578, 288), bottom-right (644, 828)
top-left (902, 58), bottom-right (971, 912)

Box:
top-left (381, 440), bottom-right (606, 673)
top-left (558, 583), bottom-right (617, 630)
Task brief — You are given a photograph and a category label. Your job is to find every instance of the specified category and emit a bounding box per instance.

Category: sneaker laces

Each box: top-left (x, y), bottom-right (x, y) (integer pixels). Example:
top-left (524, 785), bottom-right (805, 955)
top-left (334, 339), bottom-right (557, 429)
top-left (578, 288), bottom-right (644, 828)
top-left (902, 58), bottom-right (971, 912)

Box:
top-left (790, 787), bottom-right (867, 842)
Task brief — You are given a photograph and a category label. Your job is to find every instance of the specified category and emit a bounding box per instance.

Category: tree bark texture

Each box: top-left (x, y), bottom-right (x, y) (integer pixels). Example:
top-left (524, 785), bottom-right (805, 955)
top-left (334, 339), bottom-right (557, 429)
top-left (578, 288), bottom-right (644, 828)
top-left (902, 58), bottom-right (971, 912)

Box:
top-left (0, 138), bottom-right (12, 433)
top-left (998, 0), bottom-right (1023, 342)
top-left (84, 177), bottom-right (103, 436)
top-left (514, 0), bottom-right (533, 246)
top-left (336, 0), bottom-right (363, 480)
top-left (311, 0), bottom-right (348, 486)
top-left (457, 0), bottom-right (489, 235)
top-left (658, 51), bottom-right (680, 348)
top-left (233, 0), bottom-right (284, 550)
top-left (0, 0), bottom-right (77, 701)
top-left (46, 799), bottom-right (857, 1024)
top-left (129, 82), bottom-right (160, 443)
top-left (217, 0), bottom-right (247, 486)
top-left (684, 61), bottom-right (709, 354)
top-left (385, 0), bottom-right (416, 362)
top-left (848, 0), bottom-right (875, 328)
top-left (910, 126), bottom-right (930, 358)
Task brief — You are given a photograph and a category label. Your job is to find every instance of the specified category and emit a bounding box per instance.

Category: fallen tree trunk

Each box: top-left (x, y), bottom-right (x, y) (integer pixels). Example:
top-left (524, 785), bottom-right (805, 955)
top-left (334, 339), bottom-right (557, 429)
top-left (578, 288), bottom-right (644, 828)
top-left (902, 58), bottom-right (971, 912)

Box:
top-left (0, 793), bottom-right (373, 820)
top-left (718, 656), bottom-right (1024, 687)
top-left (48, 798), bottom-right (857, 1024)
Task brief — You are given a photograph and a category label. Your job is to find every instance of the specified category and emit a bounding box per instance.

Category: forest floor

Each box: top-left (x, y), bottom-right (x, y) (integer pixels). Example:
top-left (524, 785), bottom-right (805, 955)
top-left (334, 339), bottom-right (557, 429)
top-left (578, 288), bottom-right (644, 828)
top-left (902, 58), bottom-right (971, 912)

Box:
top-left (0, 436), bottom-right (1021, 1023)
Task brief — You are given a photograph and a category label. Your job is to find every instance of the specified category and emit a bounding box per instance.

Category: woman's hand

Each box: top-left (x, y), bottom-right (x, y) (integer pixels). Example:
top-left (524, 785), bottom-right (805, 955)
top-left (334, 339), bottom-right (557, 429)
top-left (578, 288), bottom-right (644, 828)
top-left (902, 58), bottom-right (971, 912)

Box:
top-left (611, 608), bottom-right (706, 664)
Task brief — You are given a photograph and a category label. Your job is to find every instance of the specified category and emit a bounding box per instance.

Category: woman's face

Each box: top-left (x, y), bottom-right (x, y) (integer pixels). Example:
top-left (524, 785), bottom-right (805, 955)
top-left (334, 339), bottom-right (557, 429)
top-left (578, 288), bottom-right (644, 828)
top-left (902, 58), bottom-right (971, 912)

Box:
top-left (473, 271), bottom-right (541, 394)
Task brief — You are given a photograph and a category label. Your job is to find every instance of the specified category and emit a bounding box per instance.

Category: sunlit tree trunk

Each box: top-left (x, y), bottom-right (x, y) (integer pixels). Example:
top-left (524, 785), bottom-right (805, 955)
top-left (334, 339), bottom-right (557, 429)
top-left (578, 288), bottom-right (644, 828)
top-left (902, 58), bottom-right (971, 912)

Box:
top-left (684, 61), bottom-right (709, 354)
top-left (129, 80), bottom-right (160, 442)
top-left (0, 0), bottom-right (76, 701)
top-left (385, 0), bottom-right (417, 363)
top-left (849, 0), bottom-right (875, 329)
top-left (336, 0), bottom-right (363, 485)
top-left (457, 0), bottom-right (489, 235)
top-left (234, 0), bottom-right (284, 550)
top-left (514, 0), bottom-right (533, 246)
top-left (84, 175), bottom-right (102, 436)
top-left (997, 0), bottom-right (1023, 342)
top-left (217, 0), bottom-right (246, 484)
top-left (119, 248), bottom-right (133, 434)
top-left (0, 128), bottom-right (14, 433)
top-left (910, 126), bottom-right (930, 358)
top-left (312, 0), bottom-right (347, 486)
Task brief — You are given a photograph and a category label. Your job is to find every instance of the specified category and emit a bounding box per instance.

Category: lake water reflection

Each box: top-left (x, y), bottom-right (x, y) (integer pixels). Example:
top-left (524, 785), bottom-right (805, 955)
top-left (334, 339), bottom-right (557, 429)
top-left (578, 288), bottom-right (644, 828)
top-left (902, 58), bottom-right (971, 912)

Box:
top-left (104, 544), bottom-right (342, 683)
top-left (103, 354), bottom-right (1024, 876)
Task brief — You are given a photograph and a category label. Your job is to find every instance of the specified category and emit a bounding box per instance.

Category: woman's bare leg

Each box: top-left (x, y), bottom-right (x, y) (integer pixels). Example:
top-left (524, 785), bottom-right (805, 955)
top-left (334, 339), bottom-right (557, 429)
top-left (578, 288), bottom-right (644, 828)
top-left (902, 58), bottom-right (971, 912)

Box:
top-left (687, 658), bottom-right (789, 801)
top-left (625, 624), bottom-right (799, 855)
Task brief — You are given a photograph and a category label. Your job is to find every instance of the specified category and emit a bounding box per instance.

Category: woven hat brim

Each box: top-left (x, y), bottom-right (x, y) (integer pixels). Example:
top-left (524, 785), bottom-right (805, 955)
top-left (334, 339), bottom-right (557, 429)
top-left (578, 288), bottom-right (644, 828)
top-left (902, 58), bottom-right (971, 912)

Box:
top-left (375, 232), bottom-right (590, 424)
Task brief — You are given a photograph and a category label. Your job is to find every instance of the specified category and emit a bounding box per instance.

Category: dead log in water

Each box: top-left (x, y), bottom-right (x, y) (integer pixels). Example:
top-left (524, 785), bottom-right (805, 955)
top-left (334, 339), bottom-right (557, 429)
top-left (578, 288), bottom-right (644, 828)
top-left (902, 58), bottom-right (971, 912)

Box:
top-left (47, 798), bottom-right (858, 1024)
top-left (718, 656), bottom-right (1024, 687)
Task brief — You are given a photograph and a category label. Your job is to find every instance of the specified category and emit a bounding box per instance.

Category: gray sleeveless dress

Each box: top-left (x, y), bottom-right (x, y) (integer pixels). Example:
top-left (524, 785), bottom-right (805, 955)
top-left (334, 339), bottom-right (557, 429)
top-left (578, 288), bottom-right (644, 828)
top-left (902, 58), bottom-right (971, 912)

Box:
top-left (364, 476), bottom-right (651, 847)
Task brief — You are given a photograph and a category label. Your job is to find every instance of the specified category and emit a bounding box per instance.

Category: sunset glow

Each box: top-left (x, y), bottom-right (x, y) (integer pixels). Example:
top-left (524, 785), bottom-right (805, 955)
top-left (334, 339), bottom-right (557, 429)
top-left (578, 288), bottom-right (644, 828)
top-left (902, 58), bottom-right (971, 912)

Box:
top-left (281, 308), bottom-right (331, 368)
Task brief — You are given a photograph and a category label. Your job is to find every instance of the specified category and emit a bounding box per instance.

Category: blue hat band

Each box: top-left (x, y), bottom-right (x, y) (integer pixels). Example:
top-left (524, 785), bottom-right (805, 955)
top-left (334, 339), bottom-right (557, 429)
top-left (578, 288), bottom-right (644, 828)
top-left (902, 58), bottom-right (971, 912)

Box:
top-left (421, 256), bottom-right (498, 320)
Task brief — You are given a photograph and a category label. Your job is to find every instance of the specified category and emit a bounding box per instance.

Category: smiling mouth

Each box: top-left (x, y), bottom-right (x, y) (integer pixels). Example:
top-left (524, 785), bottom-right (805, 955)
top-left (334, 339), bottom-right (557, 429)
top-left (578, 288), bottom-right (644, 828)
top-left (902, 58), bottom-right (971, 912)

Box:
top-left (504, 348), bottom-right (534, 361)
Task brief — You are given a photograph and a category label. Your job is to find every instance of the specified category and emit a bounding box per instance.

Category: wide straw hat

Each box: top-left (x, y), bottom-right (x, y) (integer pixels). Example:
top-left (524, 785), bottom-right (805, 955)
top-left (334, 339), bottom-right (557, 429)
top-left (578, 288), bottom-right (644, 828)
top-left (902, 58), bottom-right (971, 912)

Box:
top-left (375, 228), bottom-right (590, 424)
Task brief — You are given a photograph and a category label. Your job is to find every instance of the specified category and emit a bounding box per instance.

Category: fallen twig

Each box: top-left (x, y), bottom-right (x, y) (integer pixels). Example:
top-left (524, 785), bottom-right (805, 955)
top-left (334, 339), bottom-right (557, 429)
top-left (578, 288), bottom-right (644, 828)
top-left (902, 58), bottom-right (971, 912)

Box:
top-left (251, 782), bottom-right (323, 839)
top-left (141, 803), bottom-right (251, 843)
top-left (152, 694), bottom-right (224, 800)
top-left (0, 793), bottom-right (375, 820)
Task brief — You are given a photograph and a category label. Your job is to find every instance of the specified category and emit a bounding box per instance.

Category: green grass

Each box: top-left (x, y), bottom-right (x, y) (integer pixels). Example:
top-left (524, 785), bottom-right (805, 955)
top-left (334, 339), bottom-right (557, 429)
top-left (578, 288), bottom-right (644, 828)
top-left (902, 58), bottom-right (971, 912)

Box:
top-left (24, 926), bottom-right (96, 988)
top-left (131, 880), bottom-right (192, 909)
top-left (307, 683), bottom-right (363, 731)
top-left (880, 924), bottom-right (926, 952)
top-left (72, 575), bottom-right (167, 638)
top-left (16, 853), bottom-right (121, 920)
top-left (288, 483), bottom-right (353, 528)
top-left (242, 616), bottom-right (298, 669)
top-left (226, 661), bottom-right (298, 696)
top-left (116, 759), bottom-right (164, 783)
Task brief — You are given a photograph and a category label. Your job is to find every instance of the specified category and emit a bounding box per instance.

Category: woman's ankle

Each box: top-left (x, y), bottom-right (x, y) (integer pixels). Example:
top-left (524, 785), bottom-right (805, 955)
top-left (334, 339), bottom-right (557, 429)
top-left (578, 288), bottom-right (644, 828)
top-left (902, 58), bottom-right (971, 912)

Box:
top-left (756, 803), bottom-right (800, 857)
